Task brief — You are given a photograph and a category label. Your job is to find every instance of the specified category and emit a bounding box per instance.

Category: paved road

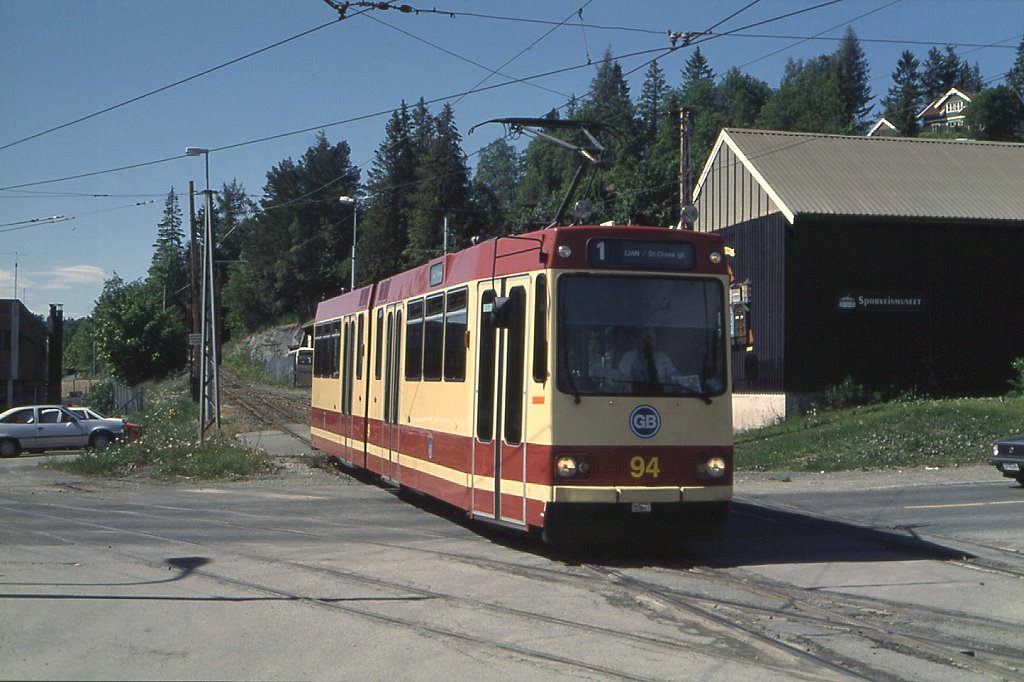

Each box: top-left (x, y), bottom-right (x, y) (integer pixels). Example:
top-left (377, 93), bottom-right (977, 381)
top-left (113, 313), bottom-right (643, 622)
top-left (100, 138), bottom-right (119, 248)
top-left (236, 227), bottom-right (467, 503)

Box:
top-left (2, 441), bottom-right (1022, 681)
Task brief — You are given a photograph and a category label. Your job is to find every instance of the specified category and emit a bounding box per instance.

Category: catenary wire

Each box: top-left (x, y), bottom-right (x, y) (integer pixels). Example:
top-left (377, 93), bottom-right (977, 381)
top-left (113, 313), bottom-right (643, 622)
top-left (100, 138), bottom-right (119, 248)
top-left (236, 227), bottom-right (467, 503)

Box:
top-left (0, 9), bottom-right (374, 153)
top-left (0, 45), bottom-right (672, 192)
top-left (363, 14), bottom-right (571, 100)
top-left (0, 0), bottom-right (979, 195)
top-left (448, 0), bottom-right (594, 107)
top-left (738, 0), bottom-right (903, 69)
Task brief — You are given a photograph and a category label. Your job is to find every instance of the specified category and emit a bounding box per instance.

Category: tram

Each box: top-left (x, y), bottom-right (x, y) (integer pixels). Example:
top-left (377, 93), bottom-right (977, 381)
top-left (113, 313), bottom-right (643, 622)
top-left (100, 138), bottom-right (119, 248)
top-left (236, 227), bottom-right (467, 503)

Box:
top-left (310, 223), bottom-right (733, 543)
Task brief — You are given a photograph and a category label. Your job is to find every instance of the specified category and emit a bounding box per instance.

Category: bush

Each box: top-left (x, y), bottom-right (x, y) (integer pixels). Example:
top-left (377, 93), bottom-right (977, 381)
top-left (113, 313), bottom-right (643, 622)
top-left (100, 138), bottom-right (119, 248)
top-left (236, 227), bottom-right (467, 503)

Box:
top-left (822, 375), bottom-right (874, 410)
top-left (1008, 357), bottom-right (1024, 397)
top-left (87, 379), bottom-right (116, 414)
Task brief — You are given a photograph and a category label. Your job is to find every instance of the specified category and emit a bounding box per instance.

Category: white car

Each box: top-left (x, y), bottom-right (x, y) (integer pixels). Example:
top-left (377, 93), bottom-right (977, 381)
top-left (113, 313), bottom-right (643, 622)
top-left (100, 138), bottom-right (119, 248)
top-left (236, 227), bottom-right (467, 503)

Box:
top-left (0, 405), bottom-right (135, 457)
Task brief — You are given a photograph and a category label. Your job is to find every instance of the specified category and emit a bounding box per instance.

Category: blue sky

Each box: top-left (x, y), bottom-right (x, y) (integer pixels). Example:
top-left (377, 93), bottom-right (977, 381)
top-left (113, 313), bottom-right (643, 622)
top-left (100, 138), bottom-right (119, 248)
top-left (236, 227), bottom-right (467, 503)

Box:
top-left (1, 0), bottom-right (1021, 319)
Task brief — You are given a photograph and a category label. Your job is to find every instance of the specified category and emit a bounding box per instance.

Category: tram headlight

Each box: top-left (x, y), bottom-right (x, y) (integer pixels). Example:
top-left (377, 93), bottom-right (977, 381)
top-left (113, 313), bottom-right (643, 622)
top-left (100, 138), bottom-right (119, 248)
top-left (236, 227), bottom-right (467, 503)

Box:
top-left (709, 251), bottom-right (723, 264)
top-left (555, 455), bottom-right (591, 478)
top-left (557, 244), bottom-right (573, 259)
top-left (698, 456), bottom-right (728, 479)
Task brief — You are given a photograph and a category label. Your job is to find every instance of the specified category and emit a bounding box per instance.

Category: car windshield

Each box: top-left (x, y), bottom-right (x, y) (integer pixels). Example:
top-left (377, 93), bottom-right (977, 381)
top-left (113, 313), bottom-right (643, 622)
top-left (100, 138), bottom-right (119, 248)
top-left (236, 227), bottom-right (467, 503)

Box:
top-left (557, 274), bottom-right (726, 399)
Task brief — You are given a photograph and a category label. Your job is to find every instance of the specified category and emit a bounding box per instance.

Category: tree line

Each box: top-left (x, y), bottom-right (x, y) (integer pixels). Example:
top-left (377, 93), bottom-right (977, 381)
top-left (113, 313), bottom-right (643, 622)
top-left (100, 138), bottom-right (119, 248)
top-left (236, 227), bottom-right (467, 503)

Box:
top-left (70, 31), bottom-right (1024, 385)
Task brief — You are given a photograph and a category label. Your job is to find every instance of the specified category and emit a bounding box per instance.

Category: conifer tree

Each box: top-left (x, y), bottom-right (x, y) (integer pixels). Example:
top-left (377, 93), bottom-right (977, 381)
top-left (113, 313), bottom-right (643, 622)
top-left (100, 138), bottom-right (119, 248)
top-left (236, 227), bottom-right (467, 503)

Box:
top-left (221, 133), bottom-right (359, 331)
top-left (148, 188), bottom-right (188, 308)
top-left (680, 47), bottom-right (715, 112)
top-left (637, 60), bottom-right (667, 145)
top-left (472, 137), bottom-right (522, 236)
top-left (882, 50), bottom-right (923, 136)
top-left (406, 103), bottom-right (471, 262)
top-left (922, 46), bottom-right (982, 100)
top-left (574, 49), bottom-right (639, 223)
top-left (834, 27), bottom-right (873, 134)
top-left (1008, 36), bottom-right (1024, 94)
top-left (359, 103), bottom-right (416, 282)
top-left (213, 179), bottom-right (254, 264)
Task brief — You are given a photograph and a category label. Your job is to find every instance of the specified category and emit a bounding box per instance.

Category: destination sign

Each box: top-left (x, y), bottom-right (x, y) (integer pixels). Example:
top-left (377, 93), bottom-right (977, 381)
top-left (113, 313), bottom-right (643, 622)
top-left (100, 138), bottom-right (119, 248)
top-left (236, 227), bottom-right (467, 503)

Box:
top-left (586, 238), bottom-right (695, 271)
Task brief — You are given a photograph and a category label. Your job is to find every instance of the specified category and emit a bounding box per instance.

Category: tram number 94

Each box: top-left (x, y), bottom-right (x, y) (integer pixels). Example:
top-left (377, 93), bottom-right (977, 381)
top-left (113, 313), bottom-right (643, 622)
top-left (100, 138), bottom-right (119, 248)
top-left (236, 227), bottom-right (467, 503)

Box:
top-left (629, 456), bottom-right (660, 478)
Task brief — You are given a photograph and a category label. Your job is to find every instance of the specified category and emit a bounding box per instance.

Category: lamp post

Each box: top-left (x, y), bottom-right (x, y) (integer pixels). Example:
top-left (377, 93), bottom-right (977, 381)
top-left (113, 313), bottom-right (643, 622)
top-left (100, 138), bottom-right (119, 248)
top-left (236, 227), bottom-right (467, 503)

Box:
top-left (339, 195), bottom-right (359, 290)
top-left (186, 147), bottom-right (220, 439)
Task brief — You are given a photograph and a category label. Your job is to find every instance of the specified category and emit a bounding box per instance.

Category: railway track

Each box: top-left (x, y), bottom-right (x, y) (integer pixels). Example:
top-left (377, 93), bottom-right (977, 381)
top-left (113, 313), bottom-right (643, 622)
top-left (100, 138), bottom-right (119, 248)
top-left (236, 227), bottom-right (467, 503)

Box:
top-left (218, 370), bottom-right (311, 445)
top-left (6, 479), bottom-right (1022, 681)
top-left (131, 372), bottom-right (1024, 679)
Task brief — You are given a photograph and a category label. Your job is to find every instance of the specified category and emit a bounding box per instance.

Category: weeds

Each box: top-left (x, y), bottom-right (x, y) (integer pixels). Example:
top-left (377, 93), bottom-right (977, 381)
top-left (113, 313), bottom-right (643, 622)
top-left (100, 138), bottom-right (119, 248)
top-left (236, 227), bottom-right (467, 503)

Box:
top-left (43, 375), bottom-right (275, 480)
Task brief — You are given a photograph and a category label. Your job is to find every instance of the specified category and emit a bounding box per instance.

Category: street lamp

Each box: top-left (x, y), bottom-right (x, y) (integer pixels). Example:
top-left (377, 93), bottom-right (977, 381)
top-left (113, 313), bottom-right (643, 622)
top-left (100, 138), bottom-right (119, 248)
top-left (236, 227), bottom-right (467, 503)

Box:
top-left (185, 147), bottom-right (210, 189)
top-left (339, 195), bottom-right (359, 290)
top-left (186, 146), bottom-right (219, 439)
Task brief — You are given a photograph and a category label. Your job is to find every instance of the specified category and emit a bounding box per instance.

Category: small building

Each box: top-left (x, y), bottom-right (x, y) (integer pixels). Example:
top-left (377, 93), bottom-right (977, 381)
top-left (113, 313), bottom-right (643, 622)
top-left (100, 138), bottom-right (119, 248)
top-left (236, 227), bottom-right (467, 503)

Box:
top-left (918, 88), bottom-right (973, 134)
top-left (866, 117), bottom-right (898, 137)
top-left (693, 129), bottom-right (1024, 429)
top-left (0, 300), bottom-right (48, 411)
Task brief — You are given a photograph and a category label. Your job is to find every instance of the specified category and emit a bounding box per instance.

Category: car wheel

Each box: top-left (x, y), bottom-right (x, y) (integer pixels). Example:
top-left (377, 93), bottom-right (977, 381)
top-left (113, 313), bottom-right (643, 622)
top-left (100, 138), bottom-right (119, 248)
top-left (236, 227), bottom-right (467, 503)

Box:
top-left (1016, 474), bottom-right (1024, 487)
top-left (0, 438), bottom-right (21, 458)
top-left (90, 432), bottom-right (113, 450)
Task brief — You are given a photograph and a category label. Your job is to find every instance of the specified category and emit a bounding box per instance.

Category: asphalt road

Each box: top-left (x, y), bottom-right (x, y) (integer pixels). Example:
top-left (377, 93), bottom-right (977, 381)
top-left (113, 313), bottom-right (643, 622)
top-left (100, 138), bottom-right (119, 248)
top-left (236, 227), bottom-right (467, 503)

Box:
top-left (2, 441), bottom-right (1022, 681)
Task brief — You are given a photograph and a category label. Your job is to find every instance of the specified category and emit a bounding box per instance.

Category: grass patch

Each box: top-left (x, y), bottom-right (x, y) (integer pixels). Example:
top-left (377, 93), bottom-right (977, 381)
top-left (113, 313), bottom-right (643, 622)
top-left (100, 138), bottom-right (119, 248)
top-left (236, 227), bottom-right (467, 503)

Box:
top-left (736, 395), bottom-right (1023, 472)
top-left (43, 375), bottom-right (275, 480)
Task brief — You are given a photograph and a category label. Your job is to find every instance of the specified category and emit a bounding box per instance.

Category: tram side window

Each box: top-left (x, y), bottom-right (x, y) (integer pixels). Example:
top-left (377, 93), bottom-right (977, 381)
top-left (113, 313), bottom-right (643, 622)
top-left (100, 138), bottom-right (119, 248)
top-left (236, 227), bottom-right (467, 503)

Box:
top-left (422, 294), bottom-right (444, 381)
top-left (356, 314), bottom-right (364, 381)
top-left (342, 321), bottom-right (352, 415)
top-left (532, 274), bottom-right (548, 382)
top-left (444, 287), bottom-right (468, 382)
top-left (375, 309), bottom-right (384, 380)
top-left (384, 312), bottom-right (394, 423)
top-left (476, 290), bottom-right (496, 442)
top-left (405, 299), bottom-right (424, 381)
top-left (313, 321), bottom-right (341, 379)
top-left (504, 287), bottom-right (527, 445)
top-left (313, 324), bottom-right (325, 378)
top-left (330, 321), bottom-right (341, 378)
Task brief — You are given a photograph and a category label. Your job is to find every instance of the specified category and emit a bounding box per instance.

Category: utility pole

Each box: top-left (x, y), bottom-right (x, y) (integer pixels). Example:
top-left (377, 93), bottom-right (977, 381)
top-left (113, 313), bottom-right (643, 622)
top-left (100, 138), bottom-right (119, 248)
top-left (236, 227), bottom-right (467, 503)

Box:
top-left (678, 108), bottom-right (698, 229)
top-left (198, 186), bottom-right (220, 439)
top-left (188, 181), bottom-right (200, 402)
top-left (187, 146), bottom-right (219, 440)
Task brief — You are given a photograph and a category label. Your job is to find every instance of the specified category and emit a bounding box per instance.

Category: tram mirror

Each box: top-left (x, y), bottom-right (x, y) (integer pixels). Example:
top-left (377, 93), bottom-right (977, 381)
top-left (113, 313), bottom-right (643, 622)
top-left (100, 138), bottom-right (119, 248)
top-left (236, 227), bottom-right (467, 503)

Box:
top-left (744, 353), bottom-right (759, 380)
top-left (492, 296), bottom-right (514, 328)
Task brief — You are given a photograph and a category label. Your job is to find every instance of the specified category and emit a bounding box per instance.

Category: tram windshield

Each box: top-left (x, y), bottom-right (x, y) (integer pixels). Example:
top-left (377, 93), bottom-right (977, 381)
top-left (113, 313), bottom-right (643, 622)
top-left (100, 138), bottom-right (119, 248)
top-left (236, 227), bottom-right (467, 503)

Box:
top-left (556, 274), bottom-right (726, 401)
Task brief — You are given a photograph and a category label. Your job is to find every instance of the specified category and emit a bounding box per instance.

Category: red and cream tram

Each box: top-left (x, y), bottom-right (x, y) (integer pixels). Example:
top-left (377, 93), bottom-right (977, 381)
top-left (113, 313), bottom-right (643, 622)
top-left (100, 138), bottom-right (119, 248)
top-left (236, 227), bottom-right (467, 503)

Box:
top-left (311, 224), bottom-right (733, 543)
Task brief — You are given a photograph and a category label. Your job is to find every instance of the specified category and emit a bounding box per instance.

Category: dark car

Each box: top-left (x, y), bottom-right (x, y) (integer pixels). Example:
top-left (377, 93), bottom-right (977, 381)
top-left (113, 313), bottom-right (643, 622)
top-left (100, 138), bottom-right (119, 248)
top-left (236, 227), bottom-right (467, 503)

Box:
top-left (989, 434), bottom-right (1024, 485)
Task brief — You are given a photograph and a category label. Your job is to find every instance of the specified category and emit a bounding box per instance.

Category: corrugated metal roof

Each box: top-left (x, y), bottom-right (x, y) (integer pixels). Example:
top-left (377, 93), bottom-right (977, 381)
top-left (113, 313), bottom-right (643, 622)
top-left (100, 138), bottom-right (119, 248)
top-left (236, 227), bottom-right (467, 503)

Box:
top-left (704, 128), bottom-right (1024, 223)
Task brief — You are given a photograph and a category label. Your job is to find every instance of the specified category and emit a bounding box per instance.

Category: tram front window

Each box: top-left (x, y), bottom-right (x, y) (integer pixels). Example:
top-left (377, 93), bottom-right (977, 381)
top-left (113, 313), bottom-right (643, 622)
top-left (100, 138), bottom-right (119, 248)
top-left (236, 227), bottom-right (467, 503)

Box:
top-left (557, 275), bottom-right (726, 400)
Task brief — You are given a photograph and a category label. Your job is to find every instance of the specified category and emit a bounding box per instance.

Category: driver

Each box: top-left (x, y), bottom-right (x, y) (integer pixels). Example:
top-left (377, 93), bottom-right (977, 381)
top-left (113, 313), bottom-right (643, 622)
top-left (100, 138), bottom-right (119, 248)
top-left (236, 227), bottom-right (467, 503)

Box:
top-left (618, 329), bottom-right (677, 392)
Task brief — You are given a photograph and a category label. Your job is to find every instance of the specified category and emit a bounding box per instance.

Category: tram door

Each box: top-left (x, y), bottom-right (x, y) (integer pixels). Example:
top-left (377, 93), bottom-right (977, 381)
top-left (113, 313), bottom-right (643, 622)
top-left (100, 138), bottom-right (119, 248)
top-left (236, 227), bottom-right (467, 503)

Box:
top-left (473, 279), bottom-right (529, 524)
top-left (381, 303), bottom-right (403, 483)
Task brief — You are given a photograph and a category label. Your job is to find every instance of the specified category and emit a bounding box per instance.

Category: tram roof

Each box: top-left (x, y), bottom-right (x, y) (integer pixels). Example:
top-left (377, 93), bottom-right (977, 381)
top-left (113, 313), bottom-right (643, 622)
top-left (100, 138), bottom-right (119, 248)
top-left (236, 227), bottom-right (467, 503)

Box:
top-left (314, 224), bottom-right (726, 321)
top-left (696, 128), bottom-right (1024, 224)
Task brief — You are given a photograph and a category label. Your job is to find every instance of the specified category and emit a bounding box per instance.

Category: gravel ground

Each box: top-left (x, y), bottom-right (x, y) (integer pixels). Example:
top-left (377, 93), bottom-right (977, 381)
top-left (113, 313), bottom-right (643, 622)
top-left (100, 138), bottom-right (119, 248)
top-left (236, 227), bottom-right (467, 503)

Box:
top-left (735, 462), bottom-right (1000, 494)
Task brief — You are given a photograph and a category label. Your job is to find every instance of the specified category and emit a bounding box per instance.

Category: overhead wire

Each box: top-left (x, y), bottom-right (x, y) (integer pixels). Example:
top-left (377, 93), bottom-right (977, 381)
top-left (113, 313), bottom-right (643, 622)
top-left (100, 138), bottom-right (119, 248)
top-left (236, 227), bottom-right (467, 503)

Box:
top-left (0, 8), bottom-right (374, 153)
top-left (0, 0), bottom-right (977, 196)
top-left (0, 44), bottom-right (673, 192)
top-left (448, 0), bottom-right (594, 107)
top-left (363, 14), bottom-right (571, 100)
top-left (738, 0), bottom-right (903, 70)
top-left (0, 199), bottom-right (156, 234)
